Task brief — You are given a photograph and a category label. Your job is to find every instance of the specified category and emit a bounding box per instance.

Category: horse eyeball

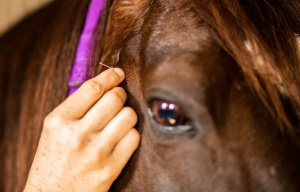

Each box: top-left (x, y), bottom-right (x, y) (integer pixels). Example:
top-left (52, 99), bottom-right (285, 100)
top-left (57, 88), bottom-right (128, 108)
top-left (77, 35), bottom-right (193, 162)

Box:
top-left (149, 100), bottom-right (190, 127)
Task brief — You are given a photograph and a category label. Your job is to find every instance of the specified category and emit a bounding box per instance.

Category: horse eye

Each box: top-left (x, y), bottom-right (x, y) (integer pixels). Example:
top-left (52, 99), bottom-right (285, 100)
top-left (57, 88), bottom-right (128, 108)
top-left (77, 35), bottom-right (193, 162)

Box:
top-left (149, 100), bottom-right (191, 129)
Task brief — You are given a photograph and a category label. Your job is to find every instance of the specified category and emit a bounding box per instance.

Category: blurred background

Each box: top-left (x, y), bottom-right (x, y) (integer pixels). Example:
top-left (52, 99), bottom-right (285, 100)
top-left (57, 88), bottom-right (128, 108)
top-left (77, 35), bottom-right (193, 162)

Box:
top-left (0, 0), bottom-right (53, 35)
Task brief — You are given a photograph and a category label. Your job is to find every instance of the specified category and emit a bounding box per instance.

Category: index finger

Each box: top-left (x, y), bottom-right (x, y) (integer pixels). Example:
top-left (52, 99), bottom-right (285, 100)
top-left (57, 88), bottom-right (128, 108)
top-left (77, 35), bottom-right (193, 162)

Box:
top-left (54, 68), bottom-right (125, 119)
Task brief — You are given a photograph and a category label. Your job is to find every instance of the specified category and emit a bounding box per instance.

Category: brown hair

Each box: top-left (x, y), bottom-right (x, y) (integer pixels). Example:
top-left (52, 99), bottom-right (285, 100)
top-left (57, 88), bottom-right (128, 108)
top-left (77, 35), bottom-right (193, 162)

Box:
top-left (0, 0), bottom-right (299, 191)
top-left (192, 0), bottom-right (300, 136)
top-left (0, 0), bottom-right (111, 191)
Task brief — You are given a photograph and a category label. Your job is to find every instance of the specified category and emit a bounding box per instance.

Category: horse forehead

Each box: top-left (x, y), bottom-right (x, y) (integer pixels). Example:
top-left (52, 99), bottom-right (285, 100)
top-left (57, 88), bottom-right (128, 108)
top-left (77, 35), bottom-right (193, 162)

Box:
top-left (143, 1), bottom-right (213, 63)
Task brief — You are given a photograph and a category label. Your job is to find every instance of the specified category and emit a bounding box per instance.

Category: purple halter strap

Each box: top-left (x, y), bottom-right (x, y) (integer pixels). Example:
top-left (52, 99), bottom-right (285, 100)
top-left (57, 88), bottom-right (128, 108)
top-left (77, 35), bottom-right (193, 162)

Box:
top-left (68, 0), bottom-right (106, 95)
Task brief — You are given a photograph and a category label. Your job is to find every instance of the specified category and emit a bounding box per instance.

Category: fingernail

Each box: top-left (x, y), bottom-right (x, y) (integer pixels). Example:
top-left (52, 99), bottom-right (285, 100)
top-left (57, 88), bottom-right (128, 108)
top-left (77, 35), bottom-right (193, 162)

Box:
top-left (114, 68), bottom-right (125, 77)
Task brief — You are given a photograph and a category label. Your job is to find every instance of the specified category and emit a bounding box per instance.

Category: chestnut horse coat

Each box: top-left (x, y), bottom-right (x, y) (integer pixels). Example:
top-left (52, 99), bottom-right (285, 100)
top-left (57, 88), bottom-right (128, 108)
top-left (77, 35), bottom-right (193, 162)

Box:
top-left (1, 0), bottom-right (300, 191)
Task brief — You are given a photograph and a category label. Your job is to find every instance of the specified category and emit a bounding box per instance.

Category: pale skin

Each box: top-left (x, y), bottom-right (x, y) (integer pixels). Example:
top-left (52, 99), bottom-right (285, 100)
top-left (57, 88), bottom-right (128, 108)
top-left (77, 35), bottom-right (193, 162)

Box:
top-left (24, 68), bottom-right (140, 192)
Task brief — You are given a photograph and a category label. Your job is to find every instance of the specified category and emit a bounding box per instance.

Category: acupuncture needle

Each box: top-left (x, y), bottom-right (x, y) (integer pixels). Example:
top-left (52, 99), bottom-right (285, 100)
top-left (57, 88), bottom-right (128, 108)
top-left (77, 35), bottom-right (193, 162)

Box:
top-left (99, 62), bottom-right (112, 69)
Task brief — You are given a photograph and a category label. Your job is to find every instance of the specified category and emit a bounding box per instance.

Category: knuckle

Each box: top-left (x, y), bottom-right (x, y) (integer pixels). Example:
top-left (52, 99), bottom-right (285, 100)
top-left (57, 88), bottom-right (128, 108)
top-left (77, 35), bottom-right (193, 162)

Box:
top-left (113, 87), bottom-right (126, 95)
top-left (108, 88), bottom-right (127, 105)
top-left (97, 139), bottom-right (111, 155)
top-left (43, 113), bottom-right (62, 129)
top-left (82, 80), bottom-right (103, 96)
top-left (101, 71), bottom-right (119, 85)
top-left (43, 116), bottom-right (85, 151)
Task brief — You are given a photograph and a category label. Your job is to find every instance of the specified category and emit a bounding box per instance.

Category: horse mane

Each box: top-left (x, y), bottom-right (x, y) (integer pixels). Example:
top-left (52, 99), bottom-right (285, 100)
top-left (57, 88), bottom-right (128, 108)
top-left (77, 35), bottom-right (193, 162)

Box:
top-left (194, 0), bottom-right (300, 137)
top-left (0, 0), bottom-right (111, 191)
top-left (103, 0), bottom-right (300, 137)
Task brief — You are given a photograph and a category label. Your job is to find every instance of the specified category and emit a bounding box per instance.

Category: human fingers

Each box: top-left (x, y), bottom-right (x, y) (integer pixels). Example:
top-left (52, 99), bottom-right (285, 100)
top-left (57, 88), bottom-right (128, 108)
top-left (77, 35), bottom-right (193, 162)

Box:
top-left (95, 107), bottom-right (138, 152)
top-left (54, 68), bottom-right (125, 119)
top-left (82, 87), bottom-right (127, 132)
top-left (111, 129), bottom-right (140, 173)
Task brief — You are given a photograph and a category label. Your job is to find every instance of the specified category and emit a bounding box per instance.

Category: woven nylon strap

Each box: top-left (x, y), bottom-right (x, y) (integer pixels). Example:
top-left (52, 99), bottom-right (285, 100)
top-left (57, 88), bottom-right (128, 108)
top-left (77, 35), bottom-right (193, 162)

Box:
top-left (68, 0), bottom-right (106, 95)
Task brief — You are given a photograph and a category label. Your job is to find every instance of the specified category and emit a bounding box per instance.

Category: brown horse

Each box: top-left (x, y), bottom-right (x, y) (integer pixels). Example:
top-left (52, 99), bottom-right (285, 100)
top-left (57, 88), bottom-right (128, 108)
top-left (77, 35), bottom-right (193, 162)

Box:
top-left (1, 0), bottom-right (300, 191)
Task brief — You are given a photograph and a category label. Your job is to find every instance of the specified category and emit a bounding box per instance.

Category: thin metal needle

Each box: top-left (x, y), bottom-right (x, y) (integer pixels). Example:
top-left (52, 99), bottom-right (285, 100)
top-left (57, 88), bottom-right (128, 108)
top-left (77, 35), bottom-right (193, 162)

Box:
top-left (99, 62), bottom-right (112, 69)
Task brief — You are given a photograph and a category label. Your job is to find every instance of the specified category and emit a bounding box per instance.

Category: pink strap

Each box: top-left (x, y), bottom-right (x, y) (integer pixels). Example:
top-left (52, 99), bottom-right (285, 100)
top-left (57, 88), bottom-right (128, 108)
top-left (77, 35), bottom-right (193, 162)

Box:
top-left (68, 0), bottom-right (106, 95)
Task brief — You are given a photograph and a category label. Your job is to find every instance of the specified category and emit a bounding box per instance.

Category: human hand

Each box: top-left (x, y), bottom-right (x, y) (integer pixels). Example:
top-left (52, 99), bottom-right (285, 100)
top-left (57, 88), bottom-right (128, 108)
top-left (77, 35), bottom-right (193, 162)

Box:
top-left (24, 68), bottom-right (140, 192)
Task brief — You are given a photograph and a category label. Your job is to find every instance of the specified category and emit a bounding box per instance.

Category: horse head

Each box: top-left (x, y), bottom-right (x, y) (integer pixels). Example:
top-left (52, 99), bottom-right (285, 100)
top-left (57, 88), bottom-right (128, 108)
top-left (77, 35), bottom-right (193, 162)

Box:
top-left (1, 0), bottom-right (299, 191)
top-left (101, 0), bottom-right (300, 191)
